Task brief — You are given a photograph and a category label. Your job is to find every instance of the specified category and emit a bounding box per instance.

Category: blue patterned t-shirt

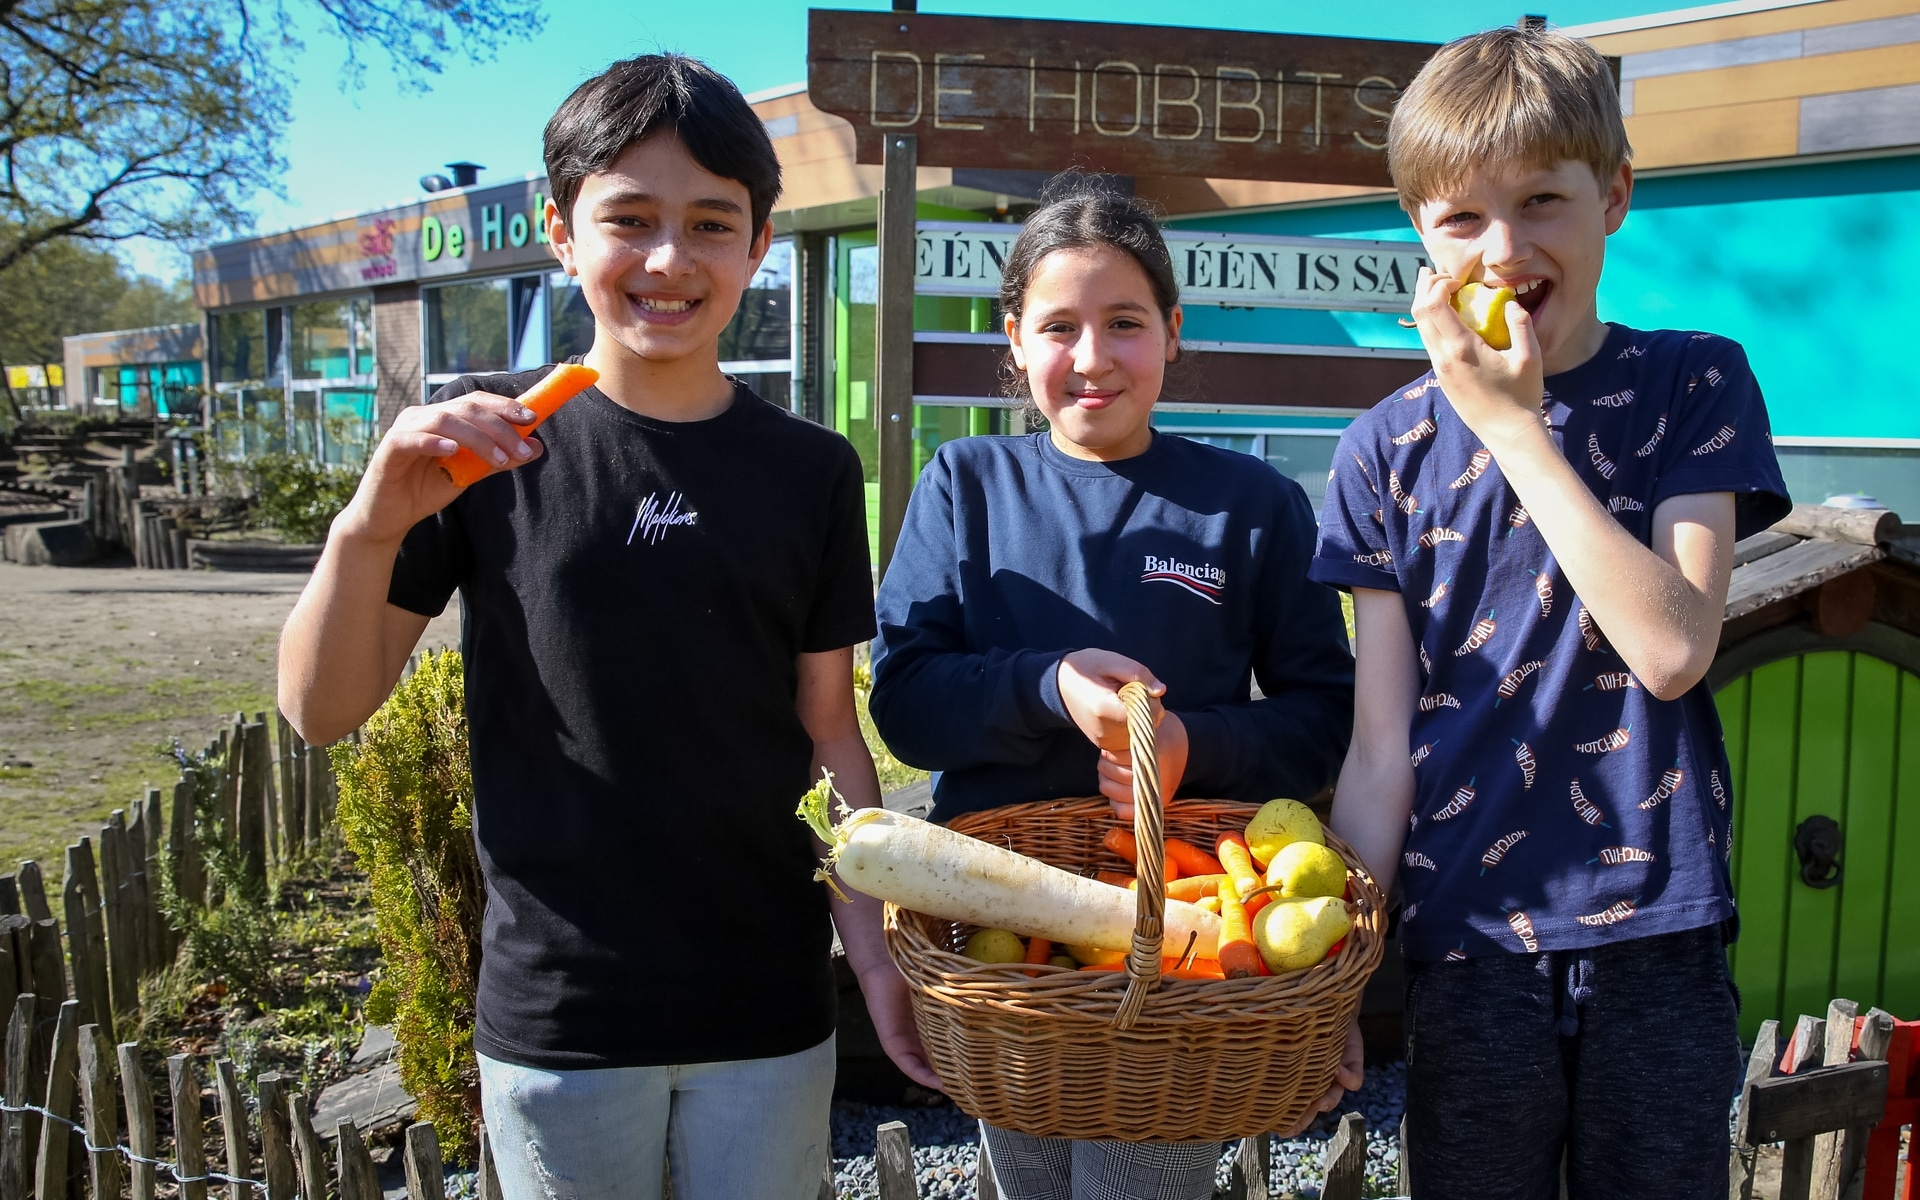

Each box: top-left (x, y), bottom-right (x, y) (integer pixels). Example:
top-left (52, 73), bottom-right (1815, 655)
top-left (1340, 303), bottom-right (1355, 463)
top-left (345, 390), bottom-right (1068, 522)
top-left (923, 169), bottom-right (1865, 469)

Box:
top-left (1310, 324), bottom-right (1790, 961)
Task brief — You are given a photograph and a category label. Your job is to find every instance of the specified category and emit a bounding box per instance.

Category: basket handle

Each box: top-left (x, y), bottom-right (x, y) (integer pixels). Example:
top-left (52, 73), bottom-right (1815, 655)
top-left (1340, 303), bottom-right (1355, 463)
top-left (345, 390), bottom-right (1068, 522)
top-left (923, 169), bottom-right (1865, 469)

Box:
top-left (1114, 680), bottom-right (1164, 1030)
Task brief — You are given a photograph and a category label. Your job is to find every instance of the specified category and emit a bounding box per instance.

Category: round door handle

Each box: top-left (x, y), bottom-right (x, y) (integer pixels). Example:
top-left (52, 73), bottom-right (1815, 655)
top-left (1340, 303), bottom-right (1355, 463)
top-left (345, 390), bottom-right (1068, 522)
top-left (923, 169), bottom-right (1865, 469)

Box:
top-left (1793, 815), bottom-right (1843, 889)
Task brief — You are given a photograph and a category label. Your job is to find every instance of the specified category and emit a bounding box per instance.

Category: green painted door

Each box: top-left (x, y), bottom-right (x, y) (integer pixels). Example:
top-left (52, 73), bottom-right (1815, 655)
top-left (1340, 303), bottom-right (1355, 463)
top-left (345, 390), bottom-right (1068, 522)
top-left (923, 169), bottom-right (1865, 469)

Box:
top-left (1716, 651), bottom-right (1920, 1038)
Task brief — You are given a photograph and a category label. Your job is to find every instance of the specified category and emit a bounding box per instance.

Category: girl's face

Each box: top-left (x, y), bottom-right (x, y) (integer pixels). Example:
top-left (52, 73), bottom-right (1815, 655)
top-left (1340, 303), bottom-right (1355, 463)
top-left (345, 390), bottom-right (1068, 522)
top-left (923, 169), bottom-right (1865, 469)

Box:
top-left (1006, 244), bottom-right (1182, 462)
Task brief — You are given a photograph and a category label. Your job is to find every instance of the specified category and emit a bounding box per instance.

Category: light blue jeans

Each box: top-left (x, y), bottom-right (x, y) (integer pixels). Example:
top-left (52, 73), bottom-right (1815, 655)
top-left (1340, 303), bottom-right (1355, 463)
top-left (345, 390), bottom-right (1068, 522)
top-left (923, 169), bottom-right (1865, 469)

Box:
top-left (477, 1034), bottom-right (836, 1200)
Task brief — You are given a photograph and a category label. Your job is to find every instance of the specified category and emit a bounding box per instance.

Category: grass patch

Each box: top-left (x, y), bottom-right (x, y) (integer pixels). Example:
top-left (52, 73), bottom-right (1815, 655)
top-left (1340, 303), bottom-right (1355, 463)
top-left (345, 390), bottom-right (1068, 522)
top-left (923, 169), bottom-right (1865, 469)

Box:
top-left (854, 663), bottom-right (928, 795)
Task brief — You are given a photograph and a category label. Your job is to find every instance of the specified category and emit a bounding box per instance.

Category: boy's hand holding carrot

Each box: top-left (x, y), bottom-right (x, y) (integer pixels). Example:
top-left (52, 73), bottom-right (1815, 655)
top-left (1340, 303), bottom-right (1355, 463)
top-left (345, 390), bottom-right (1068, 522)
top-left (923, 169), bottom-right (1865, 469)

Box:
top-left (339, 393), bottom-right (546, 545)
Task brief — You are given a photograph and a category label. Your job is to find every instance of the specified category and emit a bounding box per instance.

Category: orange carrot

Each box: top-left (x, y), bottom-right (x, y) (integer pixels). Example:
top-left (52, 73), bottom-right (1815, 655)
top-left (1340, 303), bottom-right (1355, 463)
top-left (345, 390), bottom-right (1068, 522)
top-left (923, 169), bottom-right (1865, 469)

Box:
top-left (1101, 828), bottom-right (1180, 881)
top-left (439, 362), bottom-right (600, 487)
top-left (1165, 837), bottom-right (1225, 878)
top-left (1165, 874), bottom-right (1227, 903)
top-left (1078, 958), bottom-right (1226, 981)
top-left (1023, 934), bottom-right (1053, 977)
top-left (1216, 833), bottom-right (1270, 918)
top-left (1215, 876), bottom-right (1264, 980)
top-left (1094, 869), bottom-right (1134, 888)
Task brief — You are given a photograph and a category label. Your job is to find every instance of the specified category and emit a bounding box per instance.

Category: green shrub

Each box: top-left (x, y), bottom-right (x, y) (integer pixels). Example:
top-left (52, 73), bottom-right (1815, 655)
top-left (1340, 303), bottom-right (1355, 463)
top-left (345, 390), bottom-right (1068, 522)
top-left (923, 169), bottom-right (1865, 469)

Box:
top-left (244, 452), bottom-right (362, 544)
top-left (156, 742), bottom-right (278, 1003)
top-left (332, 650), bottom-right (483, 1162)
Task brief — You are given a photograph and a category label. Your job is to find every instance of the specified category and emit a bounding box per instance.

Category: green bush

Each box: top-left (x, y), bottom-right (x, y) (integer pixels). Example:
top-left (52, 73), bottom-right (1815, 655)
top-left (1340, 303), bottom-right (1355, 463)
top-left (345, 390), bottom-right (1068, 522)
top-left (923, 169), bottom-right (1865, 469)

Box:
top-left (245, 452), bottom-right (362, 544)
top-left (156, 742), bottom-right (278, 1003)
top-left (332, 650), bottom-right (483, 1161)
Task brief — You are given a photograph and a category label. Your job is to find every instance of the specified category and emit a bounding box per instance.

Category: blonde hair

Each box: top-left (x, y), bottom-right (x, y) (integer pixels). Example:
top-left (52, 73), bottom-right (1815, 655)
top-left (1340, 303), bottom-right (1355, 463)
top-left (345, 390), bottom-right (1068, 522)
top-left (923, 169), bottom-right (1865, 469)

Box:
top-left (1387, 25), bottom-right (1631, 211)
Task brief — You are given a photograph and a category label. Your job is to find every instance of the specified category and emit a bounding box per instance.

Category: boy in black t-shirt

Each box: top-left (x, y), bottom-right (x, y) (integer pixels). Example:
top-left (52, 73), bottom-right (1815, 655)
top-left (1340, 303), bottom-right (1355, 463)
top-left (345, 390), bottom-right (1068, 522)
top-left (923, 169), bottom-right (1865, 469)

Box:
top-left (279, 55), bottom-right (935, 1200)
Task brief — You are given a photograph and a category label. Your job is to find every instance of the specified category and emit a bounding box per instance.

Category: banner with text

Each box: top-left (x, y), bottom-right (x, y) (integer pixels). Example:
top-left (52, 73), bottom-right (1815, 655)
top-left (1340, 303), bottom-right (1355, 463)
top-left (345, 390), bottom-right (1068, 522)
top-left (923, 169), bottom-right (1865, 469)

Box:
top-left (917, 221), bottom-right (1429, 313)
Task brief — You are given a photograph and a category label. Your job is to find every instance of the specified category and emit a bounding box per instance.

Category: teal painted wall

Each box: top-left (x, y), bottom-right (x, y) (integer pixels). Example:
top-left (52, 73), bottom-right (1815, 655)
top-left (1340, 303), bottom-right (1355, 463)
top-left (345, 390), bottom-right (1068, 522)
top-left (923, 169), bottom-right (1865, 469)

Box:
top-left (1167, 154), bottom-right (1920, 441)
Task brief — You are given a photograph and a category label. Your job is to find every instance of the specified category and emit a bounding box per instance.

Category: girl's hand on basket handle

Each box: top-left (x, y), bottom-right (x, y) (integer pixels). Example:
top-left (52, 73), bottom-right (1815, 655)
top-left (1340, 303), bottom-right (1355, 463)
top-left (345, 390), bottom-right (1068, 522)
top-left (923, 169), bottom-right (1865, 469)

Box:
top-left (1058, 649), bottom-right (1164, 752)
top-left (1097, 713), bottom-right (1188, 821)
top-left (1280, 1018), bottom-right (1365, 1137)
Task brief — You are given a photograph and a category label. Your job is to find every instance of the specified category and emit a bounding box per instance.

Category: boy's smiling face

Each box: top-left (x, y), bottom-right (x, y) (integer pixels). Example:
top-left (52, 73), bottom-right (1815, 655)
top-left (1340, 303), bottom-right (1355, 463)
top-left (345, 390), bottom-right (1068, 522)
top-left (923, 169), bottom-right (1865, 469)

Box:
top-left (1412, 159), bottom-right (1632, 376)
top-left (549, 131), bottom-right (770, 371)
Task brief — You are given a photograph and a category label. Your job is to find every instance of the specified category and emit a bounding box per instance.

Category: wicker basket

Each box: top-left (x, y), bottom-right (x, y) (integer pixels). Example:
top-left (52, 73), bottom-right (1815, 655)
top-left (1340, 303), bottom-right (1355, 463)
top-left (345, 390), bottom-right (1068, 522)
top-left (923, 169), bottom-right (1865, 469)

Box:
top-left (884, 682), bottom-right (1385, 1142)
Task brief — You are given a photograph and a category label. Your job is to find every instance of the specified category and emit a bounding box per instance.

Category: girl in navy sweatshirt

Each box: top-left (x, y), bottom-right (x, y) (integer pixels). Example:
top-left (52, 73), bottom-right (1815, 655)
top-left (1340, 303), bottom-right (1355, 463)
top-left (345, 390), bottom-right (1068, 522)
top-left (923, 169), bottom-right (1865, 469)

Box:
top-left (870, 185), bottom-right (1358, 1197)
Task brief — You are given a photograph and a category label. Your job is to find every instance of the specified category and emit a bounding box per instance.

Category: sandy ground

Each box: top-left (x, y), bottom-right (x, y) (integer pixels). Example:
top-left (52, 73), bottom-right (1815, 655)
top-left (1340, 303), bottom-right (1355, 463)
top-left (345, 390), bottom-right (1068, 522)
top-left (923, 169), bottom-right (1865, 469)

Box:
top-left (0, 561), bottom-right (460, 873)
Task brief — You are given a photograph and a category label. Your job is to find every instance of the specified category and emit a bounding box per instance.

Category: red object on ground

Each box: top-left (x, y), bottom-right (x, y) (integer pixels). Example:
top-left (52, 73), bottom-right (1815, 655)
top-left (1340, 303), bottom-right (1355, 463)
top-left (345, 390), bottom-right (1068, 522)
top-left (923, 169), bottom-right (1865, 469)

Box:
top-left (439, 362), bottom-right (599, 487)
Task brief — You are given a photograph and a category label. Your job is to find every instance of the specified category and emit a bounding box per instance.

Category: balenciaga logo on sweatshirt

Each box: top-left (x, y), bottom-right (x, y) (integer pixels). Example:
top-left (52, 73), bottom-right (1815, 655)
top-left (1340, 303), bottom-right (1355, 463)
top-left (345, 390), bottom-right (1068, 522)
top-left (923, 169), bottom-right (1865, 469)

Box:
top-left (1141, 555), bottom-right (1225, 605)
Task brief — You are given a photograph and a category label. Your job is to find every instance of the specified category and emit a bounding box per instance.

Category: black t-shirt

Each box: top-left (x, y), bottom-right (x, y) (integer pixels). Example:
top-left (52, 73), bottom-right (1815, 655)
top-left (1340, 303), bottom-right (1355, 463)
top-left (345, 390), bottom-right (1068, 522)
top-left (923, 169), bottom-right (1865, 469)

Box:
top-left (387, 367), bottom-right (876, 1069)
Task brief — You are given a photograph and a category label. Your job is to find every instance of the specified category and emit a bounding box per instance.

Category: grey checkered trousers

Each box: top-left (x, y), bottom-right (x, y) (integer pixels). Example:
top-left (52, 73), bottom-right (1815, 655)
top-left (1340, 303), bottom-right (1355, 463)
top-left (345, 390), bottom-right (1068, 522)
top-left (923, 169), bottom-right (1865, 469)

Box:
top-left (980, 1122), bottom-right (1223, 1200)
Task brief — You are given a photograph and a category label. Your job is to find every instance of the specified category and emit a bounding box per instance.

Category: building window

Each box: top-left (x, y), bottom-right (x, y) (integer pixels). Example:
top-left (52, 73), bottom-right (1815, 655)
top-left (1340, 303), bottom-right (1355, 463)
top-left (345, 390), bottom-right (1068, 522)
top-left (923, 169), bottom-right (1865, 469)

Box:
top-left (291, 300), bottom-right (353, 380)
top-left (213, 310), bottom-right (269, 383)
top-left (426, 278), bottom-right (511, 376)
top-left (1168, 429), bottom-right (1342, 513)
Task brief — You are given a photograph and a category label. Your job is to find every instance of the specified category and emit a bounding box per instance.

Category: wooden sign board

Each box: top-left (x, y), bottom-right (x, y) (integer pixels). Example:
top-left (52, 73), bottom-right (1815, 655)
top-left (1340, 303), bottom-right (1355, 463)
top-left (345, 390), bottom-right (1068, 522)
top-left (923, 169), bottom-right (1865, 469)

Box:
top-left (917, 221), bottom-right (1429, 312)
top-left (808, 9), bottom-right (1438, 187)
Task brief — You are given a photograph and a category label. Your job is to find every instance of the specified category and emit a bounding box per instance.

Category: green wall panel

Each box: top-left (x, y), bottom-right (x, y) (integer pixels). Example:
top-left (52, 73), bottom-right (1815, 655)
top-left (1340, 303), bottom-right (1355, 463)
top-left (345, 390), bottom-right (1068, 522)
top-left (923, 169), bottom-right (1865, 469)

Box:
top-left (1886, 671), bottom-right (1920, 1020)
top-left (1731, 657), bottom-right (1801, 1033)
top-left (1781, 653), bottom-right (1849, 1025)
top-left (1835, 657), bottom-right (1898, 1006)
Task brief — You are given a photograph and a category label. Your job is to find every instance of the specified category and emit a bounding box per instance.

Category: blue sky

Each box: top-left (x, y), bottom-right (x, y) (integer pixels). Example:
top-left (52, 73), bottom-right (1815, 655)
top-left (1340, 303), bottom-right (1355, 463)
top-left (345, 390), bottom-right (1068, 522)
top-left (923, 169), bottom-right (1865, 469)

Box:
top-left (137, 0), bottom-right (1686, 279)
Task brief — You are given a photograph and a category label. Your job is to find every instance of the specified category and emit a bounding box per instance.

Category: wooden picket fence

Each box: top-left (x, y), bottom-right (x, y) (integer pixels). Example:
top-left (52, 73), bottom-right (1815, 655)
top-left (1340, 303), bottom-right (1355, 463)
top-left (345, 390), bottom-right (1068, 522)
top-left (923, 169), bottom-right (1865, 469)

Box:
top-left (0, 993), bottom-right (511, 1199)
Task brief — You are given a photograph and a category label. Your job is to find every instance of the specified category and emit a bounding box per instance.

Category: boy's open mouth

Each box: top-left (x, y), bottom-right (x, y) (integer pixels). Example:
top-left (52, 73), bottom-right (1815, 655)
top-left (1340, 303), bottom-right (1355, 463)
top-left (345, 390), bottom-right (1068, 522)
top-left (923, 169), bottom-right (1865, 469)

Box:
top-left (1512, 278), bottom-right (1551, 315)
top-left (633, 295), bottom-right (701, 320)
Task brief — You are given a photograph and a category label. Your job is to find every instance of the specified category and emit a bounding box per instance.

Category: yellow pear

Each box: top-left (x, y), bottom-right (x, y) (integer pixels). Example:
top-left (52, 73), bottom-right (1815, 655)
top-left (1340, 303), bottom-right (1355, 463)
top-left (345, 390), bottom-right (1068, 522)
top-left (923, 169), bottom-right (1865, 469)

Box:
top-left (962, 928), bottom-right (1028, 964)
top-left (1265, 841), bottom-right (1349, 899)
top-left (1453, 282), bottom-right (1516, 351)
top-left (1065, 942), bottom-right (1127, 967)
top-left (1244, 798), bottom-right (1324, 869)
top-left (1251, 895), bottom-right (1353, 972)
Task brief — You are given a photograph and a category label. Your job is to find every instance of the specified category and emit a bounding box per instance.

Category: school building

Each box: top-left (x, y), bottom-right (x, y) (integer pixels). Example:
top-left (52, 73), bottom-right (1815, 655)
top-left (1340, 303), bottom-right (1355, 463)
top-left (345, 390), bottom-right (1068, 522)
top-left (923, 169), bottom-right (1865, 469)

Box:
top-left (187, 0), bottom-right (1920, 535)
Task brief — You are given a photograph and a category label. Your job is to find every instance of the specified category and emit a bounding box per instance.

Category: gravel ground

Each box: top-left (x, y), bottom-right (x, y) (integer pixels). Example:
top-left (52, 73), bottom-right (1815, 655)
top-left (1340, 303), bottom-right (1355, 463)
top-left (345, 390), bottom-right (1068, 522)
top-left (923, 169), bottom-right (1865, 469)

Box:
top-left (829, 1062), bottom-right (1408, 1199)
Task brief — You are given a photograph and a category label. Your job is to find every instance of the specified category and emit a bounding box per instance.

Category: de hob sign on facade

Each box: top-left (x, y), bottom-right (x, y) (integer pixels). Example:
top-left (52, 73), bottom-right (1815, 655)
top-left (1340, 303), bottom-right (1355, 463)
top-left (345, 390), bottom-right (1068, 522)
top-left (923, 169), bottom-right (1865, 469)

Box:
top-left (807, 10), bottom-right (1438, 187)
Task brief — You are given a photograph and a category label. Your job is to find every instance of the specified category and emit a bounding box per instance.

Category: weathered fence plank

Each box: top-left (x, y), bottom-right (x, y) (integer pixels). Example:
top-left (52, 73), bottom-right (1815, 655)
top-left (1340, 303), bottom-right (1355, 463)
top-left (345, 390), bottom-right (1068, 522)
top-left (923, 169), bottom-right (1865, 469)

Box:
top-left (1322, 1112), bottom-right (1366, 1200)
top-left (0, 878), bottom-right (16, 917)
top-left (0, 994), bottom-right (42, 1200)
top-left (1227, 1133), bottom-right (1269, 1200)
top-left (336, 1119), bottom-right (380, 1200)
top-left (100, 819), bottom-right (139, 1017)
top-left (214, 1058), bottom-right (252, 1200)
top-left (255, 1073), bottom-right (295, 1200)
top-left (143, 786), bottom-right (169, 968)
top-left (1811, 998), bottom-right (1861, 1200)
top-left (1734, 1018), bottom-right (1780, 1200)
top-left (67, 841), bottom-right (111, 1036)
top-left (404, 1122), bottom-right (444, 1200)
top-left (15, 863), bottom-right (49, 924)
top-left (31, 999), bottom-right (78, 1199)
top-left (290, 1092), bottom-right (326, 1200)
top-left (172, 774), bottom-right (204, 912)
top-left (126, 799), bottom-right (155, 976)
top-left (876, 1119), bottom-right (914, 1200)
top-left (78, 1024), bottom-right (123, 1200)
top-left (478, 1127), bottom-right (505, 1200)
top-left (117, 1042), bottom-right (157, 1200)
top-left (237, 722), bottom-right (269, 891)
top-left (169, 1053), bottom-right (209, 1200)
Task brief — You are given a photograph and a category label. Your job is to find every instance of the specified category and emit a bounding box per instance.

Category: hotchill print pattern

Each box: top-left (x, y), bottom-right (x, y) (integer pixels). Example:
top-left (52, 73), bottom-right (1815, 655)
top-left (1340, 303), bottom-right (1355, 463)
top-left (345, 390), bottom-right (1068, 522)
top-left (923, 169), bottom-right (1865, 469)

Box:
top-left (1311, 324), bottom-right (1789, 961)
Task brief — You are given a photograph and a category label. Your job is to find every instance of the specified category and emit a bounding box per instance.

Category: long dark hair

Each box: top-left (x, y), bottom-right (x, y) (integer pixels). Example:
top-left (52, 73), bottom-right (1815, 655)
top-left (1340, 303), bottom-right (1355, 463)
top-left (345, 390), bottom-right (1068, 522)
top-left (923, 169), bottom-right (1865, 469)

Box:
top-left (997, 177), bottom-right (1181, 404)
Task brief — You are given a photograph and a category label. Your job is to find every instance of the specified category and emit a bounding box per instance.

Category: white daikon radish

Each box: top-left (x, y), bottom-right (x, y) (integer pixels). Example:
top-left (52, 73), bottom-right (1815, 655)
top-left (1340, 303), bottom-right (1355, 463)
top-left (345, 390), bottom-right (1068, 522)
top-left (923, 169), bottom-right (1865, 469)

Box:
top-left (798, 774), bottom-right (1220, 957)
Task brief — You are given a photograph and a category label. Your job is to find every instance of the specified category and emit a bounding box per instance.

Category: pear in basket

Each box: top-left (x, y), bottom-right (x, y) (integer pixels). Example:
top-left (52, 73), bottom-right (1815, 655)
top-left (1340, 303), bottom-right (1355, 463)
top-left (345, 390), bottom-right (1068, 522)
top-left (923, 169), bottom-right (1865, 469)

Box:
top-left (1252, 895), bottom-right (1353, 972)
top-left (1244, 798), bottom-right (1323, 868)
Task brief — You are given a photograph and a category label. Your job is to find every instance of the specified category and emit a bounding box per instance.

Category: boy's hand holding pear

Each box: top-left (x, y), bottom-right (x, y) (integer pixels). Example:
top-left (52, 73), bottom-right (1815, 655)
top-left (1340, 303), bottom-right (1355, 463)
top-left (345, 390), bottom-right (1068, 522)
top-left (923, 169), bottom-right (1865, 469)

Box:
top-left (1409, 260), bottom-right (1549, 453)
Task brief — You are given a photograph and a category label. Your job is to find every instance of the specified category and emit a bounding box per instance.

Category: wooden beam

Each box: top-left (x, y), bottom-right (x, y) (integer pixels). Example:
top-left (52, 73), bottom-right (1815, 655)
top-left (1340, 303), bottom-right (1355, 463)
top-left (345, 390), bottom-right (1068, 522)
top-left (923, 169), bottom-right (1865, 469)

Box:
top-left (875, 132), bottom-right (917, 577)
top-left (1745, 1061), bottom-right (1889, 1145)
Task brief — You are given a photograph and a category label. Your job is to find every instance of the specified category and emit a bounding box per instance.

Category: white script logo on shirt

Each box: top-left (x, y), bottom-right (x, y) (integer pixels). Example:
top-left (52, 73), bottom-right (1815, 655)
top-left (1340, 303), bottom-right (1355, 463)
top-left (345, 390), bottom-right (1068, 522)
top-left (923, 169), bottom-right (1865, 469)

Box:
top-left (1141, 554), bottom-right (1225, 605)
top-left (627, 491), bottom-right (699, 546)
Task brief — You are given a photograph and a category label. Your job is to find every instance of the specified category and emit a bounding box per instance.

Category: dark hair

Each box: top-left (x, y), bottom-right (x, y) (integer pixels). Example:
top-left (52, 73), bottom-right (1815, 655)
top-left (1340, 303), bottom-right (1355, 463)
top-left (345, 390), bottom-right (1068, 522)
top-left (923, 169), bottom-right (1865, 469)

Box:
top-left (544, 54), bottom-right (783, 233)
top-left (997, 177), bottom-right (1182, 402)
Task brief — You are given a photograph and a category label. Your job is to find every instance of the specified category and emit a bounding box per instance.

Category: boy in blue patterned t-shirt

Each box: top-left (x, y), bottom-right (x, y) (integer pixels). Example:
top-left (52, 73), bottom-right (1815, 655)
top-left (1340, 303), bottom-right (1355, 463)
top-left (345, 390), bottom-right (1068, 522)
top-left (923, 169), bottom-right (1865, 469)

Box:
top-left (1308, 26), bottom-right (1790, 1200)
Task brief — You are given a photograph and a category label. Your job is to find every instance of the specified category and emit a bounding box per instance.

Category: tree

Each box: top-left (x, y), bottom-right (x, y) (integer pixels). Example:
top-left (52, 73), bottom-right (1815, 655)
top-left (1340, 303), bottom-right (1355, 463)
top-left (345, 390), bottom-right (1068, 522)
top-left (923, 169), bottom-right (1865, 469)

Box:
top-left (0, 0), bottom-right (544, 277)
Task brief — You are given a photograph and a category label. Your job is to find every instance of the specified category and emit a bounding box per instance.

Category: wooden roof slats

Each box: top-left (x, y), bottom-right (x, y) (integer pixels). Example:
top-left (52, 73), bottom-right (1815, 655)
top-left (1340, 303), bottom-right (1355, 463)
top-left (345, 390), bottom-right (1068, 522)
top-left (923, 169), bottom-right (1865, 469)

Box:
top-left (1727, 538), bottom-right (1885, 619)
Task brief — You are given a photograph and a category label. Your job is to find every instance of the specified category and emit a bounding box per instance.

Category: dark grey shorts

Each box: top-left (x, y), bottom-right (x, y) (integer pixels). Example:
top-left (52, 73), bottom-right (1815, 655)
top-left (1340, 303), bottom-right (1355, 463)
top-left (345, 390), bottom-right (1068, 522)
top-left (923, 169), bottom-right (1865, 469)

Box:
top-left (1403, 924), bottom-right (1743, 1200)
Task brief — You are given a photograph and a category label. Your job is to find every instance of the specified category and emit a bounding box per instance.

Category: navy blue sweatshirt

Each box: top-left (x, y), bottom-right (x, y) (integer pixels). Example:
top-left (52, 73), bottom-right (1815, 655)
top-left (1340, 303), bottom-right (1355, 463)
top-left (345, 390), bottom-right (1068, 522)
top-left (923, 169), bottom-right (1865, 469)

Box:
top-left (871, 431), bottom-right (1356, 823)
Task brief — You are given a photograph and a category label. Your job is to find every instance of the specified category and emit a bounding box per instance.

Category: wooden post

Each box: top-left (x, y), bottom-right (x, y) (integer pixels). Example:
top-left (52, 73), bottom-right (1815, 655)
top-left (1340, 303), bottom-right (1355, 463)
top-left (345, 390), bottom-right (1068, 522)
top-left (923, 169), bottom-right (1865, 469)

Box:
top-left (117, 1042), bottom-right (157, 1200)
top-left (276, 713), bottom-right (302, 857)
top-left (0, 921), bottom-right (15, 1042)
top-left (72, 841), bottom-right (110, 1032)
top-left (172, 774), bottom-right (204, 913)
top-left (1825, 1009), bottom-right (1896, 1200)
top-left (289, 1093), bottom-right (326, 1200)
top-left (0, 994), bottom-right (43, 1200)
top-left (259, 713), bottom-right (280, 866)
top-left (0, 877), bottom-right (15, 917)
top-left (288, 727), bottom-right (309, 852)
top-left (61, 846), bottom-right (106, 1034)
top-left (32, 999), bottom-right (78, 1199)
top-left (404, 1122), bottom-right (444, 1200)
top-left (874, 131), bottom-right (918, 576)
top-left (875, 1119), bottom-right (914, 1200)
top-left (78, 1024), bottom-right (123, 1200)
top-left (256, 1073), bottom-right (295, 1200)
top-left (26, 919), bottom-right (65, 1018)
top-left (143, 786), bottom-right (168, 968)
top-left (1812, 998), bottom-right (1861, 1200)
top-left (126, 798), bottom-right (155, 978)
top-left (1779, 1014), bottom-right (1829, 1200)
top-left (237, 722), bottom-right (269, 893)
top-left (100, 818), bottom-right (139, 1018)
top-left (975, 1133), bottom-right (997, 1200)
top-left (15, 863), bottom-right (49, 923)
top-left (1322, 1112), bottom-right (1366, 1200)
top-left (1734, 1018), bottom-right (1780, 1200)
top-left (169, 1054), bottom-right (209, 1200)
top-left (214, 1058), bottom-right (251, 1200)
top-left (1398, 1113), bottom-right (1412, 1198)
top-left (478, 1127), bottom-right (506, 1200)
top-left (1227, 1134), bottom-right (1270, 1200)
top-left (336, 1120), bottom-right (380, 1200)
